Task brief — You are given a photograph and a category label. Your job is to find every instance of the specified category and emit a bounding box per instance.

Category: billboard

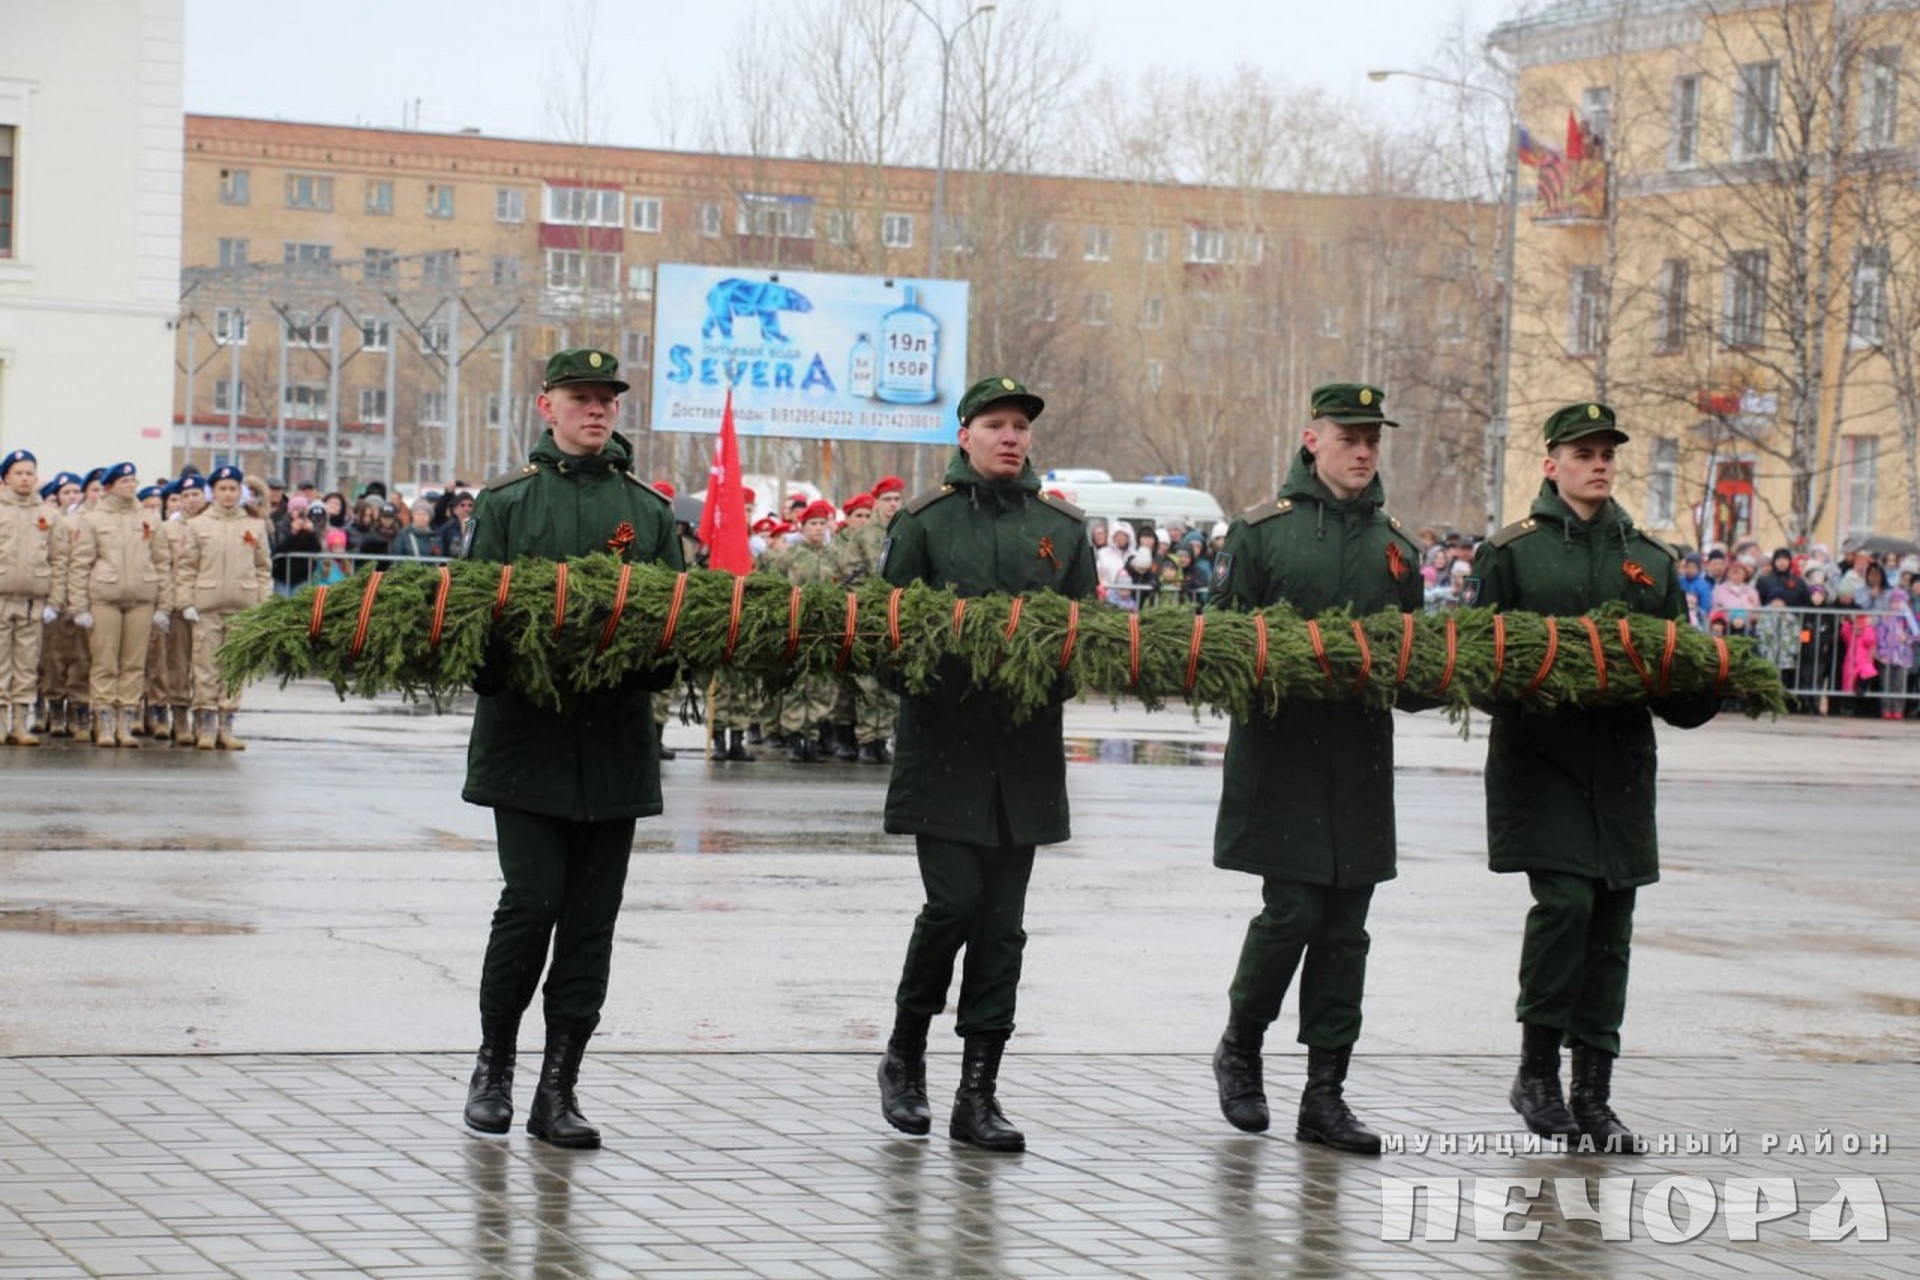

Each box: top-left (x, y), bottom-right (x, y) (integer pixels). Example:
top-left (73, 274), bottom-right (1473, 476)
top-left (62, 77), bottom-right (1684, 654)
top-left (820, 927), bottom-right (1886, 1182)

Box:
top-left (649, 265), bottom-right (970, 444)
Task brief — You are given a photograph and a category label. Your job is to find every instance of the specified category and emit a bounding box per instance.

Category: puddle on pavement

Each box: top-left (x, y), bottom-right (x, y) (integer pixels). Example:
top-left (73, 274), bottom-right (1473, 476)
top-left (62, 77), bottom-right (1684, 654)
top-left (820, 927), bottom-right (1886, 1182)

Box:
top-left (1065, 737), bottom-right (1225, 766)
top-left (0, 904), bottom-right (255, 934)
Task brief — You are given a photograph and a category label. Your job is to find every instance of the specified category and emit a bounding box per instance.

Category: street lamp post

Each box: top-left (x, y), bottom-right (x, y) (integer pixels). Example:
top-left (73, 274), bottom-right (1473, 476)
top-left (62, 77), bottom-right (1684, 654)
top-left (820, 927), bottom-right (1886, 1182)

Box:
top-left (1369, 69), bottom-right (1520, 535)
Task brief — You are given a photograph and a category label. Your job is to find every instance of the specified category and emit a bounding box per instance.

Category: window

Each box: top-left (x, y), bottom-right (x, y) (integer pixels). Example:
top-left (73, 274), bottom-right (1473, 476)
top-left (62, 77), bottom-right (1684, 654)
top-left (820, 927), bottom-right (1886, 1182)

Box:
top-left (217, 237), bottom-right (248, 268)
top-left (1736, 60), bottom-right (1779, 160)
top-left (621, 330), bottom-right (652, 370)
top-left (495, 188), bottom-right (525, 223)
top-left (1016, 222), bottom-right (1059, 259)
top-left (1568, 266), bottom-right (1603, 356)
top-left (212, 379), bottom-right (246, 414)
top-left (427, 184), bottom-right (455, 219)
top-left (360, 317), bottom-right (390, 351)
top-left (1646, 437), bottom-right (1678, 526)
top-left (543, 249), bottom-right (620, 292)
top-left (627, 264), bottom-right (654, 298)
top-left (1723, 249), bottom-right (1768, 346)
top-left (1083, 225), bottom-right (1112, 261)
top-left (1861, 47), bottom-right (1900, 150)
top-left (420, 319), bottom-right (449, 355)
top-left (219, 167), bottom-right (250, 205)
top-left (485, 393), bottom-right (504, 428)
top-left (631, 196), bottom-right (662, 232)
top-left (1187, 227), bottom-right (1225, 264)
top-left (285, 174), bottom-right (333, 211)
top-left (365, 179), bottom-right (393, 215)
top-left (282, 384), bottom-right (328, 417)
top-left (362, 247), bottom-right (396, 282)
top-left (1025, 290), bottom-right (1057, 324)
top-left (1145, 360), bottom-right (1163, 392)
top-left (420, 389), bottom-right (447, 425)
top-left (0, 126), bottom-right (13, 257)
top-left (1670, 75), bottom-right (1701, 168)
top-left (695, 202), bottom-right (723, 237)
top-left (1084, 291), bottom-right (1111, 326)
top-left (739, 193), bottom-right (814, 239)
top-left (1840, 435), bottom-right (1878, 539)
top-left (825, 209), bottom-right (852, 245)
top-left (420, 251), bottom-right (457, 287)
top-left (1191, 291), bottom-right (1225, 328)
top-left (936, 213), bottom-right (973, 253)
top-left (1656, 259), bottom-right (1689, 354)
top-left (1851, 246), bottom-right (1889, 346)
top-left (544, 185), bottom-right (623, 226)
top-left (881, 212), bottom-right (914, 249)
top-left (491, 255), bottom-right (521, 288)
top-left (1579, 86), bottom-right (1611, 155)
top-left (359, 388), bottom-right (388, 424)
top-left (1144, 228), bottom-right (1167, 263)
top-left (285, 315), bottom-right (332, 347)
top-left (1141, 295), bottom-right (1165, 328)
top-left (213, 308), bottom-right (248, 345)
top-left (283, 241), bottom-right (332, 271)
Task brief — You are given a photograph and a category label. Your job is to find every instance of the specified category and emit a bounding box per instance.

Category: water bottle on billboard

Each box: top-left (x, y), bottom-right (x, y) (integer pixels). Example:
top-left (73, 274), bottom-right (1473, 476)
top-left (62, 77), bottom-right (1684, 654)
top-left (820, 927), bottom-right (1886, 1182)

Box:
top-left (877, 286), bottom-right (939, 405)
top-left (848, 333), bottom-right (877, 399)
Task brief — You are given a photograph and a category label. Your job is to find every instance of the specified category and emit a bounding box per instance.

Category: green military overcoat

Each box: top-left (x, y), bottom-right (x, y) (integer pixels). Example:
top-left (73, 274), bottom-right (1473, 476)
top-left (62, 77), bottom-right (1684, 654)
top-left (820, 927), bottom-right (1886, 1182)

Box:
top-left (881, 452), bottom-right (1098, 848)
top-left (1211, 448), bottom-right (1426, 886)
top-left (461, 429), bottom-right (684, 822)
top-left (1469, 482), bottom-right (1715, 889)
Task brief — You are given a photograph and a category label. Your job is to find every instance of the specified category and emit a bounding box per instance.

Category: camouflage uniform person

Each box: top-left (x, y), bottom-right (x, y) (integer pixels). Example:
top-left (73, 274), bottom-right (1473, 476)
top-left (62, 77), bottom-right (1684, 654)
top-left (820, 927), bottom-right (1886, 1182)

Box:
top-left (779, 500), bottom-right (843, 762)
top-left (832, 487), bottom-right (899, 763)
top-left (707, 488), bottom-right (767, 763)
top-left (176, 465), bottom-right (272, 750)
top-left (0, 450), bottom-right (54, 745)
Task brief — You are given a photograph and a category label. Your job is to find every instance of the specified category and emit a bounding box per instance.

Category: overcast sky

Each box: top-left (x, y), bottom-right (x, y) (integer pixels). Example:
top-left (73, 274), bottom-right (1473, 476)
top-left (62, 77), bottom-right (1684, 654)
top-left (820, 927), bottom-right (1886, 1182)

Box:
top-left (184, 0), bottom-right (1513, 152)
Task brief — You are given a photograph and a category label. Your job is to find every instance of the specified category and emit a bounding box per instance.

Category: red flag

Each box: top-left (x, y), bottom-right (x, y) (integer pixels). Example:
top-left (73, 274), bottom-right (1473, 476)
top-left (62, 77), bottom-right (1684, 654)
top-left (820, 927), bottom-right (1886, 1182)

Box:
top-left (697, 389), bottom-right (754, 574)
top-left (1566, 109), bottom-right (1586, 161)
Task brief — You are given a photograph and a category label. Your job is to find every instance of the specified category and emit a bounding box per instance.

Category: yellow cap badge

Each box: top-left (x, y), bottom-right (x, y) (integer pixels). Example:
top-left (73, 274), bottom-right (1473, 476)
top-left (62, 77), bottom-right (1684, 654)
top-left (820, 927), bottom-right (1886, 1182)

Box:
top-left (1588, 403), bottom-right (1601, 419)
top-left (1359, 388), bottom-right (1373, 406)
top-left (1001, 378), bottom-right (1016, 390)
top-left (589, 352), bottom-right (604, 368)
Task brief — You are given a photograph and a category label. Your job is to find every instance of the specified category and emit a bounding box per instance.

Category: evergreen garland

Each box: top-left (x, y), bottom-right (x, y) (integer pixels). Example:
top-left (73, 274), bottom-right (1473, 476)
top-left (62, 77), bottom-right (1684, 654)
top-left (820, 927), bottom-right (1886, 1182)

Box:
top-left (218, 557), bottom-right (1790, 720)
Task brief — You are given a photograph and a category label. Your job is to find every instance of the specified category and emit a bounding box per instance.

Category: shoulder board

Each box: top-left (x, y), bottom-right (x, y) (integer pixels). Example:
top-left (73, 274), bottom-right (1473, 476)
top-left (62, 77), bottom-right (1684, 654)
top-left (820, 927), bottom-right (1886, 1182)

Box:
top-left (1641, 537), bottom-right (1681, 563)
top-left (903, 484), bottom-right (959, 516)
top-left (1035, 491), bottom-right (1085, 520)
top-left (1382, 513), bottom-right (1420, 547)
top-left (485, 464), bottom-right (540, 492)
top-left (623, 473), bottom-right (672, 505)
top-left (1489, 517), bottom-right (1540, 549)
top-left (1243, 498), bottom-right (1294, 526)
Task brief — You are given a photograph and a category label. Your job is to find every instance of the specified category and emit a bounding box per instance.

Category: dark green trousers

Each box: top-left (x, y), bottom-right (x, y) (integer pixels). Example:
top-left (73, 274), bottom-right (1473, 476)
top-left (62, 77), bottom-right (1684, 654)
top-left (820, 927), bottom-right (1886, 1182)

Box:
top-left (894, 836), bottom-right (1036, 1038)
top-left (1228, 880), bottom-right (1375, 1049)
top-left (1516, 871), bottom-right (1635, 1056)
top-left (478, 809), bottom-right (637, 1026)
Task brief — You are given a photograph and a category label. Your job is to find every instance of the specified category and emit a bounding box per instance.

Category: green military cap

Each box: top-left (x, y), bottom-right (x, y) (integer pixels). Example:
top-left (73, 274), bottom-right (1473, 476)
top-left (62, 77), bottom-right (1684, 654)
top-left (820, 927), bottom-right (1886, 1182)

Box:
top-left (1543, 401), bottom-right (1629, 446)
top-left (542, 347), bottom-right (629, 394)
top-left (1309, 383), bottom-right (1398, 428)
top-left (957, 375), bottom-right (1044, 425)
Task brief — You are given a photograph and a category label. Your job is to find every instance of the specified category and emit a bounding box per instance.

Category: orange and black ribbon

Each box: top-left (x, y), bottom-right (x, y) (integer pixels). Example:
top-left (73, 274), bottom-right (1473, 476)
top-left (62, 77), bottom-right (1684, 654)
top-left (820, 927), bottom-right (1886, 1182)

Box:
top-left (1623, 559), bottom-right (1654, 587)
top-left (607, 521), bottom-right (636, 557)
top-left (1386, 542), bottom-right (1407, 580)
top-left (1038, 536), bottom-right (1060, 568)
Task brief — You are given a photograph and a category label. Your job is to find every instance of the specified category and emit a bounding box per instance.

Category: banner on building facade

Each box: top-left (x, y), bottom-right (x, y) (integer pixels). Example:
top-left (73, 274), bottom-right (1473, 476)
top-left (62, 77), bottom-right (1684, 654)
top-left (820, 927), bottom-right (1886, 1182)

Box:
top-left (649, 265), bottom-right (970, 443)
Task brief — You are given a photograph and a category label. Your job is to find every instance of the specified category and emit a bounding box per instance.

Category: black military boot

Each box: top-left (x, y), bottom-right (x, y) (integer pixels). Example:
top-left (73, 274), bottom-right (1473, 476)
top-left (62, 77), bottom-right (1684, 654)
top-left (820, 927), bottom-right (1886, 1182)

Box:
top-left (1510, 1023), bottom-right (1581, 1140)
top-left (950, 1033), bottom-right (1024, 1152)
top-left (1569, 1045), bottom-right (1634, 1152)
top-left (859, 740), bottom-right (892, 765)
top-left (1212, 1013), bottom-right (1269, 1133)
top-left (463, 1015), bottom-right (519, 1136)
top-left (877, 1008), bottom-right (932, 1135)
top-left (831, 724), bottom-right (859, 762)
top-left (655, 723), bottom-right (676, 761)
top-left (789, 734), bottom-right (819, 763)
top-left (745, 723), bottom-right (764, 745)
top-left (708, 733), bottom-right (729, 762)
top-left (526, 1019), bottom-right (601, 1149)
top-left (1296, 1045), bottom-right (1381, 1154)
top-left (726, 729), bottom-right (754, 762)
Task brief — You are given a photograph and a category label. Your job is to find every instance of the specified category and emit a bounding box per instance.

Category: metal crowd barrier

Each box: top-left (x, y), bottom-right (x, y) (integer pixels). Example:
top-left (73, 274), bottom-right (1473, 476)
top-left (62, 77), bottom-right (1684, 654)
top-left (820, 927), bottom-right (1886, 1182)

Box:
top-left (1724, 603), bottom-right (1916, 712)
top-left (271, 549), bottom-right (454, 592)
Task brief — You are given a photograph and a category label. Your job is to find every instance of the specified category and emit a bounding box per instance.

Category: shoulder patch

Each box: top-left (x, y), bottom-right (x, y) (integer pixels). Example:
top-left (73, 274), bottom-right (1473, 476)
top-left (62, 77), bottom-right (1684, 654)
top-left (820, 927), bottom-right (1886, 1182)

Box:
top-left (485, 464), bottom-right (539, 492)
top-left (624, 473), bottom-right (672, 505)
top-left (1244, 498), bottom-right (1294, 526)
top-left (903, 484), bottom-right (958, 517)
top-left (1035, 490), bottom-right (1086, 520)
top-left (1489, 517), bottom-right (1540, 549)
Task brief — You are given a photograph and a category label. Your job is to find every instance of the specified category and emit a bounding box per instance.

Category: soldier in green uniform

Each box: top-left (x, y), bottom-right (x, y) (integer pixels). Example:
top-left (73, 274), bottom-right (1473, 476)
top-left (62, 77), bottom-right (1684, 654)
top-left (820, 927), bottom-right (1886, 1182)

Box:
top-left (459, 349), bottom-right (683, 1150)
top-left (1208, 384), bottom-right (1426, 1155)
top-left (875, 375), bottom-right (1097, 1153)
top-left (1468, 402), bottom-right (1716, 1150)
top-left (779, 500), bottom-right (844, 762)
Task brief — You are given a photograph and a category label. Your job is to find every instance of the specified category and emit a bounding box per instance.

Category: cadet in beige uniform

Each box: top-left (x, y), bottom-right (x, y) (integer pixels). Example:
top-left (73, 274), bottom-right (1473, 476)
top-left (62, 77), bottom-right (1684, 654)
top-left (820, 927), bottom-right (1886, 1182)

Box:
top-left (68, 462), bottom-right (172, 747)
top-left (157, 475), bottom-right (207, 743)
top-left (0, 450), bottom-right (55, 745)
top-left (43, 470), bottom-right (93, 737)
top-left (177, 464), bottom-right (271, 749)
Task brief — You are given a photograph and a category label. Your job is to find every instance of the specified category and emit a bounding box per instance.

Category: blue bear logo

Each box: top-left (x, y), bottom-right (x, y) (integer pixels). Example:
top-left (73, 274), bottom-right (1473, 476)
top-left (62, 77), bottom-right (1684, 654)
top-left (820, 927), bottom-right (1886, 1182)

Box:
top-left (701, 279), bottom-right (815, 343)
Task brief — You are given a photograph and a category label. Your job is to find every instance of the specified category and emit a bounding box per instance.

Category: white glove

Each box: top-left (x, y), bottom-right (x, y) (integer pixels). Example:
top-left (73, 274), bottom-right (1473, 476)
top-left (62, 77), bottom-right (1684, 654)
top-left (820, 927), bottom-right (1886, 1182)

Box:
top-left (182, 607), bottom-right (200, 624)
top-left (152, 610), bottom-right (171, 634)
top-left (41, 606), bottom-right (58, 625)
top-left (73, 611), bottom-right (93, 630)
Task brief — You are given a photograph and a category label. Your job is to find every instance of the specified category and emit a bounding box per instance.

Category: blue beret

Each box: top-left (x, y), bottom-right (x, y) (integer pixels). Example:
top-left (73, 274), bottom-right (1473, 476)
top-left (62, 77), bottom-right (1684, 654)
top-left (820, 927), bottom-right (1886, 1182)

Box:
top-left (45, 471), bottom-right (82, 495)
top-left (0, 449), bottom-right (35, 479)
top-left (37, 478), bottom-right (59, 500)
top-left (137, 484), bottom-right (164, 501)
top-left (208, 464), bottom-right (244, 486)
top-left (103, 462), bottom-right (137, 485)
top-left (82, 467), bottom-right (109, 489)
top-left (175, 474), bottom-right (206, 494)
